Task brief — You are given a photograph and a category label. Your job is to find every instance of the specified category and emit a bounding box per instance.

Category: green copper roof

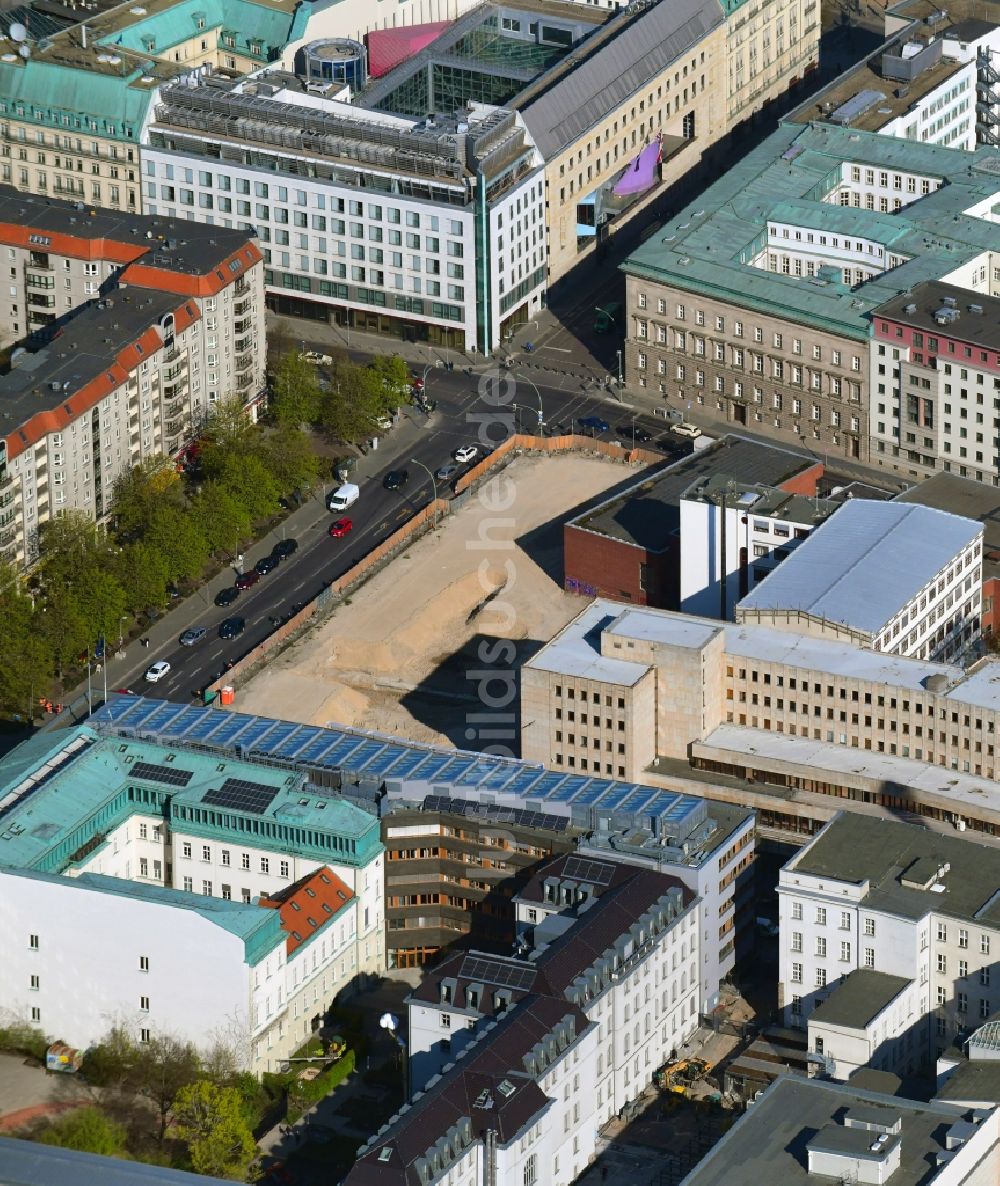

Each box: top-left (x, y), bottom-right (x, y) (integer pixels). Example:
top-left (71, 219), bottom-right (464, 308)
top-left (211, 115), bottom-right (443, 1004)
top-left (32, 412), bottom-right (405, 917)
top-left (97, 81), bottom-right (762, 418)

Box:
top-left (3, 863), bottom-right (284, 964)
top-left (0, 727), bottom-right (381, 873)
top-left (622, 121), bottom-right (1000, 339)
top-left (0, 61), bottom-right (154, 139)
top-left (103, 0), bottom-right (294, 60)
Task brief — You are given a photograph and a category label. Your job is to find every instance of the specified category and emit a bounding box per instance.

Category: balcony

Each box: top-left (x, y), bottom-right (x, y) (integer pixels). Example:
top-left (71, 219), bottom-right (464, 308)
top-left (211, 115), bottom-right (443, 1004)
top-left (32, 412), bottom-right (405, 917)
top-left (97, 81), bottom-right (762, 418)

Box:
top-left (162, 362), bottom-right (187, 383)
top-left (164, 399), bottom-right (184, 418)
top-left (28, 252), bottom-right (51, 271)
top-left (236, 372), bottom-right (254, 390)
top-left (0, 527), bottom-right (16, 548)
top-left (234, 278), bottom-right (250, 297)
top-left (235, 352), bottom-right (254, 372)
top-left (27, 294), bottom-right (55, 309)
top-left (233, 298), bottom-right (251, 318)
top-left (234, 336), bottom-right (252, 354)
top-left (26, 275), bottom-right (55, 291)
top-left (234, 318), bottom-right (252, 335)
top-left (165, 418), bottom-right (185, 436)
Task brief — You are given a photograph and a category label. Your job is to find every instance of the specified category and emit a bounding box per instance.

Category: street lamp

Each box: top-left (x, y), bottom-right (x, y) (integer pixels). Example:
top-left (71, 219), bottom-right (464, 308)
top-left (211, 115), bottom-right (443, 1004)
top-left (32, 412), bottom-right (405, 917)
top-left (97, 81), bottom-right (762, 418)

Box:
top-left (379, 1012), bottom-right (408, 1104)
top-left (118, 615), bottom-right (128, 651)
top-left (410, 456), bottom-right (438, 525)
top-left (616, 349), bottom-right (624, 388)
top-left (512, 370), bottom-right (544, 430)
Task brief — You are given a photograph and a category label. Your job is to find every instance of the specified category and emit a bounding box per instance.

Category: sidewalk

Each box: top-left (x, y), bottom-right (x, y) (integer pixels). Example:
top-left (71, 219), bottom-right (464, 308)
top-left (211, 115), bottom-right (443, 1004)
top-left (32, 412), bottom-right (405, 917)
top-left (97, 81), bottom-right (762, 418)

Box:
top-left (52, 407), bottom-right (435, 724)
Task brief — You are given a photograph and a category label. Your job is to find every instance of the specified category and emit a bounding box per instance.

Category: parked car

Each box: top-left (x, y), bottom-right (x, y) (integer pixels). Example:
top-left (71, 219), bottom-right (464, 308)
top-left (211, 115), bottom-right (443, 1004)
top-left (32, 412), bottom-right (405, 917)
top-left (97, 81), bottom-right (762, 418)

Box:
top-left (255, 554), bottom-right (279, 576)
top-left (179, 627), bottom-right (207, 647)
top-left (144, 661), bottom-right (171, 683)
top-left (215, 586), bottom-right (240, 607)
top-left (578, 416), bottom-right (610, 434)
top-left (436, 462), bottom-right (459, 481)
top-left (671, 422), bottom-right (702, 439)
top-left (618, 424), bottom-right (652, 443)
top-left (454, 445), bottom-right (479, 464)
top-left (272, 538), bottom-right (298, 561)
top-left (300, 350), bottom-right (333, 366)
top-left (219, 616), bottom-right (246, 640)
top-left (235, 570), bottom-right (260, 591)
top-left (329, 517), bottom-right (353, 539)
top-left (383, 469), bottom-right (409, 491)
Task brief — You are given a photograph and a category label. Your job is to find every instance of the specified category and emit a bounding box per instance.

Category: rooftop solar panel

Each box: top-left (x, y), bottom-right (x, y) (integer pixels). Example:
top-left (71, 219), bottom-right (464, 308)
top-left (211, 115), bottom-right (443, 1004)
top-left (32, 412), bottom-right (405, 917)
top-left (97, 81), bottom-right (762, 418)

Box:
top-left (130, 761), bottom-right (194, 787)
top-left (458, 954), bottom-right (536, 992)
top-left (563, 855), bottom-right (616, 886)
top-left (203, 777), bottom-right (279, 815)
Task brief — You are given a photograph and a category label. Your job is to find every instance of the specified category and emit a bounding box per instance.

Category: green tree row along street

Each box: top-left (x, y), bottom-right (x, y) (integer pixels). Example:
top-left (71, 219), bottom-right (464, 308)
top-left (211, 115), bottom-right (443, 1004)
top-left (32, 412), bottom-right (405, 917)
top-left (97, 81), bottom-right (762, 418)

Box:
top-left (0, 347), bottom-right (413, 718)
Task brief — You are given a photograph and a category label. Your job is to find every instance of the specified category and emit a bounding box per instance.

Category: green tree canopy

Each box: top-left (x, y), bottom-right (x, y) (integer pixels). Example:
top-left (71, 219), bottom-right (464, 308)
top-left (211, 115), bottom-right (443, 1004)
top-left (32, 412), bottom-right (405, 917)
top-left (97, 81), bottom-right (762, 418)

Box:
top-left (200, 399), bottom-right (263, 480)
top-left (191, 482), bottom-right (252, 557)
top-left (111, 456), bottom-right (184, 539)
top-left (173, 1080), bottom-right (256, 1179)
top-left (111, 542), bottom-right (170, 616)
top-left (135, 1034), bottom-right (201, 1142)
top-left (218, 454), bottom-right (280, 524)
top-left (0, 566), bottom-right (52, 714)
top-left (36, 1107), bottom-right (127, 1157)
top-left (146, 505), bottom-right (209, 583)
top-left (261, 425), bottom-right (322, 494)
top-left (269, 350), bottom-right (323, 428)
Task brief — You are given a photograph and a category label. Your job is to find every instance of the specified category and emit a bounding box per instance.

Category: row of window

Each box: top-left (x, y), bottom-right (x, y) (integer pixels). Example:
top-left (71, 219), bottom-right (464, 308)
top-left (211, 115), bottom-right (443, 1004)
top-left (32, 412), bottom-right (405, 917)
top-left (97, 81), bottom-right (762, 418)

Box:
top-left (179, 842), bottom-right (288, 877)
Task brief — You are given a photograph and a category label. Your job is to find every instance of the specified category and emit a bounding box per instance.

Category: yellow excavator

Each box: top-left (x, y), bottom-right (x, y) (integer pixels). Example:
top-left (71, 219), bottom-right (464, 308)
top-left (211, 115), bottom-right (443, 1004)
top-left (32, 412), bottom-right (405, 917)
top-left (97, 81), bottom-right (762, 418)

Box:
top-left (654, 1056), bottom-right (712, 1095)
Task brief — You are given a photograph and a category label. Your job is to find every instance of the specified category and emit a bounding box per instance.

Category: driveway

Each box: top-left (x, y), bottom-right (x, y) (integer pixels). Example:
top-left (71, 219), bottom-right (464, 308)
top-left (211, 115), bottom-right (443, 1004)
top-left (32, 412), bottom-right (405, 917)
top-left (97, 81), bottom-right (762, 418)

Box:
top-left (0, 1053), bottom-right (91, 1131)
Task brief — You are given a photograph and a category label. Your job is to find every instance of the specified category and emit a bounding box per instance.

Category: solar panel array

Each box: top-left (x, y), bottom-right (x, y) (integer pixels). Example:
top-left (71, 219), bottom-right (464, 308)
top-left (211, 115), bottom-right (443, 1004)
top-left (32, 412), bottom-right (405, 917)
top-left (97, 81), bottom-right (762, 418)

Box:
top-left (129, 761), bottom-right (194, 788)
top-left (562, 855), bottom-right (617, 886)
top-left (203, 778), bottom-right (280, 816)
top-left (458, 955), bottom-right (536, 992)
top-left (421, 795), bottom-right (570, 833)
top-left (92, 699), bottom-right (709, 840)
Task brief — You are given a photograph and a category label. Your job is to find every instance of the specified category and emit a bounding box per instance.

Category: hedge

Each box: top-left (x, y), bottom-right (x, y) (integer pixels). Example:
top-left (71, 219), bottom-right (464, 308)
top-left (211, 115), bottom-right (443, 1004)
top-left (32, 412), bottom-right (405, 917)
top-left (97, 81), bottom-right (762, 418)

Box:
top-left (286, 1050), bottom-right (356, 1123)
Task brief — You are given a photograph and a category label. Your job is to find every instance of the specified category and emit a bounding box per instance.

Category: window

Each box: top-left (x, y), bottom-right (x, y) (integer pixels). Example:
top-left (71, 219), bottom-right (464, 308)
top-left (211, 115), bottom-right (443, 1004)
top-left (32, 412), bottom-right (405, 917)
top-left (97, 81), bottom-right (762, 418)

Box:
top-left (815, 967), bottom-right (827, 988)
top-left (140, 1029), bottom-right (150, 1044)
top-left (29, 934), bottom-right (38, 950)
top-left (30, 975), bottom-right (39, 991)
top-left (864, 947), bottom-right (875, 968)
top-left (202, 880), bottom-right (212, 896)
top-left (982, 935), bottom-right (991, 955)
top-left (937, 954), bottom-right (947, 974)
top-left (221, 850), bottom-right (230, 867)
top-left (260, 858), bottom-right (269, 875)
top-left (791, 962), bottom-right (802, 983)
top-left (816, 937), bottom-right (827, 957)
top-left (959, 929), bottom-right (968, 948)
top-left (864, 918), bottom-right (875, 937)
top-left (242, 853), bottom-right (251, 870)
top-left (31, 1007), bottom-right (40, 1022)
top-left (840, 911), bottom-right (850, 930)
top-left (441, 1014), bottom-right (452, 1029)
top-left (139, 823), bottom-right (148, 840)
top-left (982, 967), bottom-right (991, 987)
top-left (202, 845), bottom-right (211, 862)
top-left (840, 941), bottom-right (851, 962)
top-left (816, 908), bottom-right (826, 925)
top-left (140, 956), bottom-right (149, 972)
top-left (140, 995), bottom-right (150, 1012)
top-left (792, 902), bottom-right (802, 920)
top-left (280, 860), bottom-right (289, 878)
top-left (524, 1154), bottom-right (537, 1186)
top-left (791, 932), bottom-right (802, 952)
top-left (183, 843), bottom-right (192, 858)
top-left (937, 923), bottom-right (947, 942)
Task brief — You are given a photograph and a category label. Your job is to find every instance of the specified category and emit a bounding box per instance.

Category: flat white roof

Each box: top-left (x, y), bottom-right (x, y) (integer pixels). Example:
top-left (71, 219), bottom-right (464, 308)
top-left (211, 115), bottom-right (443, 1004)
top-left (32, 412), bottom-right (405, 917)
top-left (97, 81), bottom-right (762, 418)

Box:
top-left (736, 500), bottom-right (982, 635)
top-left (697, 724), bottom-right (1000, 817)
top-left (525, 600), bottom-right (650, 686)
top-left (605, 607), bottom-right (722, 650)
top-left (946, 660), bottom-right (1000, 711)
top-left (724, 623), bottom-right (964, 692)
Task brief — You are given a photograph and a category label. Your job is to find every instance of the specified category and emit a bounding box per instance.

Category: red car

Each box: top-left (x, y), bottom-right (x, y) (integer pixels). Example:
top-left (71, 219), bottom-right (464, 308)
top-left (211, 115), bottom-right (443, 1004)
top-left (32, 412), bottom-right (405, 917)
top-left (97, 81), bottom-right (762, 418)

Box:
top-left (329, 517), bottom-right (353, 538)
top-left (235, 570), bottom-right (260, 590)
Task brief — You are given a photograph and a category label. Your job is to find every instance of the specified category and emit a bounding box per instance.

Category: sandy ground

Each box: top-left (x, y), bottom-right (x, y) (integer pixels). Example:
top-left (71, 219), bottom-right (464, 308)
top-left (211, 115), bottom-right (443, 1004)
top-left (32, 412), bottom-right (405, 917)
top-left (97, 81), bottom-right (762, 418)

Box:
top-left (237, 454), bottom-right (642, 748)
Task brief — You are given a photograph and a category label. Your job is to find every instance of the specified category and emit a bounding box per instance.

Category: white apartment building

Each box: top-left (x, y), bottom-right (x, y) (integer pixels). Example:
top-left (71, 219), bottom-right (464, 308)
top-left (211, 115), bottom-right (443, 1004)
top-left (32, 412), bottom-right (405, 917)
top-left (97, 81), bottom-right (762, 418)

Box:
top-left (350, 857), bottom-right (698, 1186)
top-left (141, 79), bottom-right (545, 353)
top-left (735, 498), bottom-right (983, 662)
top-left (0, 719), bottom-right (386, 1074)
top-left (679, 477), bottom-right (836, 619)
top-left (778, 812), bottom-right (1000, 1076)
top-left (0, 187), bottom-right (266, 567)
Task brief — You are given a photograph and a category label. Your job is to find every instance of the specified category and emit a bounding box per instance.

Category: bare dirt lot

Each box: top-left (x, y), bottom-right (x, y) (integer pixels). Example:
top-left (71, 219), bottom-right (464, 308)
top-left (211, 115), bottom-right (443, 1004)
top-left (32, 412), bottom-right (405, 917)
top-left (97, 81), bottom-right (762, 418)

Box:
top-left (237, 454), bottom-right (647, 749)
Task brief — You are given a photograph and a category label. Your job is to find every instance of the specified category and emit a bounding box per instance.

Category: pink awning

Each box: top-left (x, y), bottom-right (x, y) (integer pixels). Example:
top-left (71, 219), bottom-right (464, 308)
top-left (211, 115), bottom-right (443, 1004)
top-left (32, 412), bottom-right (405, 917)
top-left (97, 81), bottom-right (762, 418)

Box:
top-left (366, 22), bottom-right (453, 78)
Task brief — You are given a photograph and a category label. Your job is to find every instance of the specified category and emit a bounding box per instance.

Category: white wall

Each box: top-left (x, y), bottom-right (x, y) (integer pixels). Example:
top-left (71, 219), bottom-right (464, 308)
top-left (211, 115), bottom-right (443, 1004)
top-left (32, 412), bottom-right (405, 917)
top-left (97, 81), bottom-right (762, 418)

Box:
top-left (0, 868), bottom-right (254, 1055)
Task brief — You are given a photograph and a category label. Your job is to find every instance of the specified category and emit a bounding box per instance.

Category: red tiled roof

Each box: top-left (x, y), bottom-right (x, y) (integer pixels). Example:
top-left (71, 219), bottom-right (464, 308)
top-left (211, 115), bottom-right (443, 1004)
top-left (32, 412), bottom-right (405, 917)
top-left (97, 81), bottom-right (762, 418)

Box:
top-left (259, 866), bottom-right (354, 956)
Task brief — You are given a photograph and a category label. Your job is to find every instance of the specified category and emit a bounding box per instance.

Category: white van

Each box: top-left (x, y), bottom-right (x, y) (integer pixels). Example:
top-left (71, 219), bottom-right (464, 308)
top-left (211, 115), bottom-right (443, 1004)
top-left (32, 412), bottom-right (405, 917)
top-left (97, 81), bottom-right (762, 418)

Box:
top-left (327, 483), bottom-right (359, 512)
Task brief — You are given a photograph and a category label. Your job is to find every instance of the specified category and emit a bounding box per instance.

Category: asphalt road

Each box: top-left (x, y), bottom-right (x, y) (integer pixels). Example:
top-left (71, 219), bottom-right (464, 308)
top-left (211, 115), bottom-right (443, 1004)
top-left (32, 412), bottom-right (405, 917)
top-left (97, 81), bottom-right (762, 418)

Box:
top-left (126, 369), bottom-right (690, 704)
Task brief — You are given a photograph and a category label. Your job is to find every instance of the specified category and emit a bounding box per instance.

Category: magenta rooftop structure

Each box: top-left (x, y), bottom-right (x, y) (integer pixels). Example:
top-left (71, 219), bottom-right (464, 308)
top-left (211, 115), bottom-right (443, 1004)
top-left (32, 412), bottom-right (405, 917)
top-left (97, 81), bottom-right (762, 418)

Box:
top-left (366, 22), bottom-right (454, 79)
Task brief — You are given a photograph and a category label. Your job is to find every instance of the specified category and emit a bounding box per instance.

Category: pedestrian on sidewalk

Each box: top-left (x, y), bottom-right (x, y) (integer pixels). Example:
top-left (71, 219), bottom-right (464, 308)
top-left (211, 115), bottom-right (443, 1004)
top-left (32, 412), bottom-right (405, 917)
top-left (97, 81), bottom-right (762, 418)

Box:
top-left (140, 637), bottom-right (150, 648)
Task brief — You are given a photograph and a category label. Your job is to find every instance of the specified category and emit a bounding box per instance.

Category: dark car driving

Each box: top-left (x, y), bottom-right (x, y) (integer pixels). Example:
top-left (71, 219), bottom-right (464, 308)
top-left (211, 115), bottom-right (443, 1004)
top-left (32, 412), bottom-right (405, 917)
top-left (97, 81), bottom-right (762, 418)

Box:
top-left (219, 616), bottom-right (246, 640)
top-left (383, 469), bottom-right (409, 491)
top-left (214, 586), bottom-right (240, 607)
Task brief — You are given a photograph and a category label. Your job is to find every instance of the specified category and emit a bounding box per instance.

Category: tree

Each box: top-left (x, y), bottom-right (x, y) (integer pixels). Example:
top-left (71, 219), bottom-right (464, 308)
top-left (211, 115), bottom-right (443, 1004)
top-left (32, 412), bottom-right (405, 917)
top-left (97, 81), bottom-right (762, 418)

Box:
top-left (81, 1025), bottom-right (139, 1091)
top-left (146, 506), bottom-right (209, 583)
top-left (71, 566), bottom-right (128, 648)
top-left (173, 1080), bottom-right (256, 1178)
top-left (37, 511), bottom-right (105, 589)
top-left (111, 456), bottom-right (183, 539)
top-left (218, 454), bottom-right (280, 524)
top-left (269, 350), bottom-right (323, 428)
top-left (367, 352), bottom-right (410, 398)
top-left (191, 482), bottom-right (252, 557)
top-left (135, 1034), bottom-right (201, 1143)
top-left (36, 1107), bottom-right (127, 1157)
top-left (111, 542), bottom-right (170, 616)
top-left (261, 425), bottom-right (322, 494)
top-left (200, 399), bottom-right (262, 480)
top-left (0, 566), bottom-right (53, 714)
top-left (319, 359), bottom-right (395, 442)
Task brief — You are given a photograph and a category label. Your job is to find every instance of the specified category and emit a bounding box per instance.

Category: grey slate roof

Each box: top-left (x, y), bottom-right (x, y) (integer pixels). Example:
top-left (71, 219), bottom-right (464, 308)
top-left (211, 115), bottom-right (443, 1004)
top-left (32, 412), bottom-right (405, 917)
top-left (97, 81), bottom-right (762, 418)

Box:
top-left (736, 499), bottom-right (982, 635)
top-left (518, 0), bottom-right (725, 158)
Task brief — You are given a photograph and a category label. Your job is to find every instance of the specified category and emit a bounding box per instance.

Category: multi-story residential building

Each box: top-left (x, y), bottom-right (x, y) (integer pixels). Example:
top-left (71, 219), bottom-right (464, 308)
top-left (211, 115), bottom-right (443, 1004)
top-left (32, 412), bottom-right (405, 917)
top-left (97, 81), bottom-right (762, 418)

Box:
top-left (680, 476), bottom-right (836, 618)
top-left (735, 499), bottom-right (983, 662)
top-left (778, 812), bottom-right (1000, 1067)
top-left (680, 1074), bottom-right (1000, 1186)
top-left (0, 720), bottom-right (385, 1072)
top-left (382, 795), bottom-right (576, 970)
top-left (0, 187), bottom-right (265, 566)
top-left (869, 283), bottom-right (1000, 486)
top-left (142, 79), bottom-right (545, 352)
top-left (0, 0), bottom-right (298, 213)
top-left (521, 583), bottom-right (1000, 844)
top-left (349, 856), bottom-right (700, 1186)
top-left (621, 122), bottom-right (1000, 461)
top-left (96, 696), bottom-right (755, 1000)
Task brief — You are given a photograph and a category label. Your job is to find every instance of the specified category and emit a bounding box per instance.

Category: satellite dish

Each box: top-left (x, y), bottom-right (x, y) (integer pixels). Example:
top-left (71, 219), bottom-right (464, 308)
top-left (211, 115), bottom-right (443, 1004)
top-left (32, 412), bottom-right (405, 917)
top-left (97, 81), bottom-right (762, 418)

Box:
top-left (8, 22), bottom-right (27, 42)
top-left (18, 44), bottom-right (30, 58)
